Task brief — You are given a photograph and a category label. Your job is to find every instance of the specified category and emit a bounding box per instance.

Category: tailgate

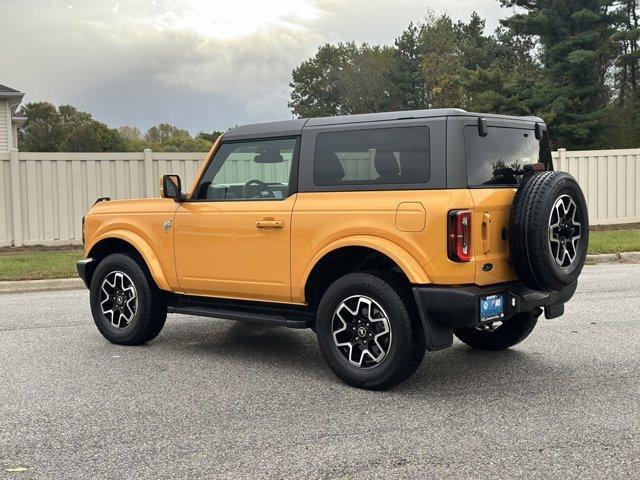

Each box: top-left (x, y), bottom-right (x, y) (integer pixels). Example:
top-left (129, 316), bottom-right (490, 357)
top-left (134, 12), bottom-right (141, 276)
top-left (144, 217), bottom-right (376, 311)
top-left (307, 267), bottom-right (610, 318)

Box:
top-left (470, 189), bottom-right (518, 285)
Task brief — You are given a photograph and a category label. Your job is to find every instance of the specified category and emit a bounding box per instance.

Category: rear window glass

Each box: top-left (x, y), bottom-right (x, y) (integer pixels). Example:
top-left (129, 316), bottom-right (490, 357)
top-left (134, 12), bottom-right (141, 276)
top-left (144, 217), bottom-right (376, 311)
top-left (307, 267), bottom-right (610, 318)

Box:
top-left (465, 126), bottom-right (550, 187)
top-left (313, 127), bottom-right (430, 186)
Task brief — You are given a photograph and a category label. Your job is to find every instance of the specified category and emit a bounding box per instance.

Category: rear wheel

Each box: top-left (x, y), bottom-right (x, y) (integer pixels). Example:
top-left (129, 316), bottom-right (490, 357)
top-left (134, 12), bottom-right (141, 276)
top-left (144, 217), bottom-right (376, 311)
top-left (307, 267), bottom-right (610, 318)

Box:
top-left (453, 311), bottom-right (539, 351)
top-left (315, 273), bottom-right (425, 390)
top-left (90, 253), bottom-right (167, 345)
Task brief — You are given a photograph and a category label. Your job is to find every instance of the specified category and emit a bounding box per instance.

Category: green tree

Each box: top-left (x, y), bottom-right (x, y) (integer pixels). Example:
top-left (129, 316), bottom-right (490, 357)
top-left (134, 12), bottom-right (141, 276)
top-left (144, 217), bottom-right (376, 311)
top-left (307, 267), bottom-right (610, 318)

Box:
top-left (419, 14), bottom-right (466, 108)
top-left (500, 0), bottom-right (617, 148)
top-left (152, 136), bottom-right (212, 152)
top-left (196, 131), bottom-right (223, 142)
top-left (19, 102), bottom-right (129, 152)
top-left (144, 123), bottom-right (191, 143)
top-left (17, 102), bottom-right (64, 151)
top-left (288, 12), bottom-right (543, 117)
top-left (17, 102), bottom-right (219, 152)
top-left (58, 105), bottom-right (92, 137)
top-left (336, 45), bottom-right (393, 113)
top-left (464, 27), bottom-right (549, 118)
top-left (63, 121), bottom-right (127, 152)
top-left (289, 43), bottom-right (360, 117)
top-left (118, 126), bottom-right (146, 150)
top-left (386, 22), bottom-right (426, 110)
top-left (142, 124), bottom-right (214, 152)
top-left (118, 126), bottom-right (142, 142)
top-left (289, 43), bottom-right (394, 117)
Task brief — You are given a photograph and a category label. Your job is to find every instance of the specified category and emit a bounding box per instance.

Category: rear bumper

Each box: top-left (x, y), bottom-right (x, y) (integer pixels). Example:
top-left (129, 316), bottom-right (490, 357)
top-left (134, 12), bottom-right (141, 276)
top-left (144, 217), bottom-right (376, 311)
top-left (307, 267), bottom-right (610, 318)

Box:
top-left (412, 281), bottom-right (578, 351)
top-left (76, 258), bottom-right (97, 289)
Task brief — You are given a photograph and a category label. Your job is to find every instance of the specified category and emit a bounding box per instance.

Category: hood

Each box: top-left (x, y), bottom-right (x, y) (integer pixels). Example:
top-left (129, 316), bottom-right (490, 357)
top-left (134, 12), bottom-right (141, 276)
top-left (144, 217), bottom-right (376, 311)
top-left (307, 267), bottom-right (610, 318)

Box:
top-left (87, 197), bottom-right (179, 215)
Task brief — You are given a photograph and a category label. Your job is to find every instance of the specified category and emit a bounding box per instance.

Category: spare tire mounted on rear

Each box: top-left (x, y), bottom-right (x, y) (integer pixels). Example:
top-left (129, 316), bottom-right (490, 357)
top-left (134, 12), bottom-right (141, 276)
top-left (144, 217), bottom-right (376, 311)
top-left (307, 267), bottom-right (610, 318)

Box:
top-left (508, 171), bottom-right (589, 292)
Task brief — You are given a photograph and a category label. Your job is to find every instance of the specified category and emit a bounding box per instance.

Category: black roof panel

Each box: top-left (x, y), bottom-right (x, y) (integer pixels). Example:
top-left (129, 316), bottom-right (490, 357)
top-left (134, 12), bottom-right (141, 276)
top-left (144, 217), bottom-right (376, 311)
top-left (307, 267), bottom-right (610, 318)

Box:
top-left (221, 109), bottom-right (544, 141)
top-left (223, 118), bottom-right (308, 141)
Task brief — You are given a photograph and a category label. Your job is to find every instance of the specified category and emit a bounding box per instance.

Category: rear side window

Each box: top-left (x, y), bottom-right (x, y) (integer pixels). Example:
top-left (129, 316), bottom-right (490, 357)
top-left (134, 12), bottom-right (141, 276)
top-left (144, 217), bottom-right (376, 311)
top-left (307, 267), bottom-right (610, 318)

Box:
top-left (465, 126), bottom-right (551, 187)
top-left (313, 127), bottom-right (430, 186)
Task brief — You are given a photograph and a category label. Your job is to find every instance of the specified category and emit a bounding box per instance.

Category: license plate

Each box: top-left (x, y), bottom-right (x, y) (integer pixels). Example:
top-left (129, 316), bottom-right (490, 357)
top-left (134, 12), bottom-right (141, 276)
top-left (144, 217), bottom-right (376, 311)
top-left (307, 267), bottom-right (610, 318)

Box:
top-left (480, 294), bottom-right (505, 323)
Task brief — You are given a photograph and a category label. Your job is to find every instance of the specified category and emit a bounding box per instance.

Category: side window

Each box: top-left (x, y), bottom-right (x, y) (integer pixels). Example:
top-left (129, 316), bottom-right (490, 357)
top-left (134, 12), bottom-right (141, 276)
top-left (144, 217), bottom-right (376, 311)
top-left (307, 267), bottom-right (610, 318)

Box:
top-left (313, 127), bottom-right (430, 186)
top-left (195, 137), bottom-right (297, 200)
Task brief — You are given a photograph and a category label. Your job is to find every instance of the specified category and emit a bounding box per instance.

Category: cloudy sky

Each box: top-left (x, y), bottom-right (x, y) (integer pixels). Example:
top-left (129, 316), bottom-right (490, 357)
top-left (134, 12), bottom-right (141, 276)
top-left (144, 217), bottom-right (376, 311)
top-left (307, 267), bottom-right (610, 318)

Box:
top-left (1, 0), bottom-right (511, 134)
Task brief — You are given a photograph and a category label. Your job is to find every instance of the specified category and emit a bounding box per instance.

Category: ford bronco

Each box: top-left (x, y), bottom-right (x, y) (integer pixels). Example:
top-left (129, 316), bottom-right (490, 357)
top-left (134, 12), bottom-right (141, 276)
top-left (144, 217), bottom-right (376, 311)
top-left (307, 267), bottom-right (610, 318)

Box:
top-left (78, 109), bottom-right (588, 390)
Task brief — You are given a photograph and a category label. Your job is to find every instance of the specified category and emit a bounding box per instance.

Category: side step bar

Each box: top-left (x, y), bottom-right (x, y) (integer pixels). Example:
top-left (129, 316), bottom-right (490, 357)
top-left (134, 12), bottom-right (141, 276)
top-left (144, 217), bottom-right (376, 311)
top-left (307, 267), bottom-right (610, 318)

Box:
top-left (167, 294), bottom-right (314, 329)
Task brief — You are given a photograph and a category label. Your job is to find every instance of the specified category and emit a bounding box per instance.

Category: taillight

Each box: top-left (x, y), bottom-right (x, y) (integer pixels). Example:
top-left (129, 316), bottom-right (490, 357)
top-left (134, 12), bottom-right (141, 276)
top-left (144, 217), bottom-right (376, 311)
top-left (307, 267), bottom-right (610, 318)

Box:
top-left (448, 210), bottom-right (472, 262)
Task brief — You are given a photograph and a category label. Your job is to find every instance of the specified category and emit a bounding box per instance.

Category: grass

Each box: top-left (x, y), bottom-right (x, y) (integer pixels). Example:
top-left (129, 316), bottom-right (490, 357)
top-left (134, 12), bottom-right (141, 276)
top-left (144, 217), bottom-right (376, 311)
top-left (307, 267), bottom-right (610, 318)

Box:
top-left (587, 229), bottom-right (640, 254)
top-left (0, 227), bottom-right (639, 282)
top-left (0, 250), bottom-right (84, 281)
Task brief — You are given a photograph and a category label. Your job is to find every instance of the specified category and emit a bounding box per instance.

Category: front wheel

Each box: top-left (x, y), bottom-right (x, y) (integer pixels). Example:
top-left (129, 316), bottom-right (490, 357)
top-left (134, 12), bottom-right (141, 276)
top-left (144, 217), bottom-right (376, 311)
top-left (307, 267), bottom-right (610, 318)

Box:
top-left (89, 253), bottom-right (167, 345)
top-left (315, 273), bottom-right (425, 390)
top-left (453, 311), bottom-right (540, 351)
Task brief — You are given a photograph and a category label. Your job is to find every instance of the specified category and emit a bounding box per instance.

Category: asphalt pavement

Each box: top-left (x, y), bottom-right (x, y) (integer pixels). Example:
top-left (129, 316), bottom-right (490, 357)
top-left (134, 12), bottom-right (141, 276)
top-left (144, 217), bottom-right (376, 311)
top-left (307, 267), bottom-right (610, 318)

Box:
top-left (1, 264), bottom-right (639, 479)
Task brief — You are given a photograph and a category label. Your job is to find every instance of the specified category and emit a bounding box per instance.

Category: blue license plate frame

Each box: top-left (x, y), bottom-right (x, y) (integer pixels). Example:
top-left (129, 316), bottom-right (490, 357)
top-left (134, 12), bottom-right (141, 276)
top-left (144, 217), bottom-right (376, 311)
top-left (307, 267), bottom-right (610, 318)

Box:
top-left (480, 293), bottom-right (505, 323)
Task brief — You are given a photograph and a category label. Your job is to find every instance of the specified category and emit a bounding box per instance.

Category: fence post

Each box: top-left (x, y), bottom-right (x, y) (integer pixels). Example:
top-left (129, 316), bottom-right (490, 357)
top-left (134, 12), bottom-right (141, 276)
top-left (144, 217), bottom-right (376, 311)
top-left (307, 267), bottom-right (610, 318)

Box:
top-left (557, 148), bottom-right (566, 171)
top-left (144, 148), bottom-right (154, 198)
top-left (9, 148), bottom-right (23, 247)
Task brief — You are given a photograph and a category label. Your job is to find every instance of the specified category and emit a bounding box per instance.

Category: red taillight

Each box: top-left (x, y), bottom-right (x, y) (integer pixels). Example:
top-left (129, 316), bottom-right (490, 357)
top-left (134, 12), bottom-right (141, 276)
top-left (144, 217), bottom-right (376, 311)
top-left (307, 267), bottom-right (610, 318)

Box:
top-left (448, 210), bottom-right (472, 262)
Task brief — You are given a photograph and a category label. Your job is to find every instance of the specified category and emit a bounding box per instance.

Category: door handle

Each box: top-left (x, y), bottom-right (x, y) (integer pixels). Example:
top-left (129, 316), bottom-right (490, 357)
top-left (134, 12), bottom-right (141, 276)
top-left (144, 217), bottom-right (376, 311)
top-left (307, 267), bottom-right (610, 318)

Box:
top-left (482, 212), bottom-right (492, 254)
top-left (256, 219), bottom-right (284, 229)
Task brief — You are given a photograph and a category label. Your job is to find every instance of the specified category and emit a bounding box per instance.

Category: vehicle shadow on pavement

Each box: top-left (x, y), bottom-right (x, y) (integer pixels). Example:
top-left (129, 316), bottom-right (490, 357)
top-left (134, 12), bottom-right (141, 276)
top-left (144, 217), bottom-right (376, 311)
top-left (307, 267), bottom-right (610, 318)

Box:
top-left (159, 320), bottom-right (328, 375)
top-left (156, 318), bottom-right (575, 395)
top-left (400, 344), bottom-right (575, 396)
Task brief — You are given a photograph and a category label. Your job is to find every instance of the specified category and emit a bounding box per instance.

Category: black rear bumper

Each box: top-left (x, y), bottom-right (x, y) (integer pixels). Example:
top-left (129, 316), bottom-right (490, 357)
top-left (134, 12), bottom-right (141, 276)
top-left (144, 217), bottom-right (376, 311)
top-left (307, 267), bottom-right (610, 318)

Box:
top-left (412, 281), bottom-right (577, 351)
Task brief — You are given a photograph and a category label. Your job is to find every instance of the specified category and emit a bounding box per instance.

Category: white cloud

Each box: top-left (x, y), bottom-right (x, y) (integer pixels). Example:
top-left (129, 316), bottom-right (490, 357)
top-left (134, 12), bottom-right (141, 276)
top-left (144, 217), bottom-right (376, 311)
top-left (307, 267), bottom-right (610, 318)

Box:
top-left (147, 0), bottom-right (320, 40)
top-left (0, 0), bottom-right (507, 133)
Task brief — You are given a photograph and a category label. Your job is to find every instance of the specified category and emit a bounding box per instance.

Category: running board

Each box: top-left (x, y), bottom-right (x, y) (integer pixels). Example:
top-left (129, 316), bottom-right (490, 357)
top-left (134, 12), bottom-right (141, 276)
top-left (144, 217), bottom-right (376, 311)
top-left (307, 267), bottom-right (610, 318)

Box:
top-left (167, 294), bottom-right (314, 329)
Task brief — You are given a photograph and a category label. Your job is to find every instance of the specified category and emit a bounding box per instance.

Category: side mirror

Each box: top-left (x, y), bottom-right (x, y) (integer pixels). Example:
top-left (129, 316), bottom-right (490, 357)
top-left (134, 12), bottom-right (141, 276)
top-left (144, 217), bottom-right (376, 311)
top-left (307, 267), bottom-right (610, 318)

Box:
top-left (161, 174), bottom-right (184, 201)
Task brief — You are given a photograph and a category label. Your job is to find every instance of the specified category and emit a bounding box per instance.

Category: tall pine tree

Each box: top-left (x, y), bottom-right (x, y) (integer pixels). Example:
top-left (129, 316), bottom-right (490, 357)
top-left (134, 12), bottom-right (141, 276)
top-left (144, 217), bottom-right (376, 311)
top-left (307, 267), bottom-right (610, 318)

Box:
top-left (386, 23), bottom-right (426, 110)
top-left (501, 0), bottom-right (616, 148)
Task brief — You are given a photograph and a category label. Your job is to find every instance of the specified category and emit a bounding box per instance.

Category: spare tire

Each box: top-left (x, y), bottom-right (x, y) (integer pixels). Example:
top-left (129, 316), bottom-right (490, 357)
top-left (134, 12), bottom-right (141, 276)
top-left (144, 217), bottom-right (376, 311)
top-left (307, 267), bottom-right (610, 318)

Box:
top-left (509, 171), bottom-right (589, 292)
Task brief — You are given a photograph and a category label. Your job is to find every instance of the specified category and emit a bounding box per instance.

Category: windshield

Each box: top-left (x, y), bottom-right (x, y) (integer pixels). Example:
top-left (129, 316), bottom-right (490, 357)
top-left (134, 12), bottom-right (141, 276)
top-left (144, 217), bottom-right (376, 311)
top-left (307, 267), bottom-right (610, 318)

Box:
top-left (465, 125), bottom-right (552, 187)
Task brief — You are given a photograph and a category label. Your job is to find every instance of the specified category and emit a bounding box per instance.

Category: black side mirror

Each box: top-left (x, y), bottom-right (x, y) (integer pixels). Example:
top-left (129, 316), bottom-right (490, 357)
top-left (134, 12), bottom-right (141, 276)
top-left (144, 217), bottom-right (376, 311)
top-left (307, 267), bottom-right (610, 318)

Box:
top-left (161, 174), bottom-right (184, 201)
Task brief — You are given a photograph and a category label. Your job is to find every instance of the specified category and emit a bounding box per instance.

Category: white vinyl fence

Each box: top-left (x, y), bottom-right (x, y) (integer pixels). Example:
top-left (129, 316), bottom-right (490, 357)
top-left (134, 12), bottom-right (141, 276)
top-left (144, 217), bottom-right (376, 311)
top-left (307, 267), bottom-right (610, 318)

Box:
top-left (0, 149), bottom-right (205, 247)
top-left (554, 148), bottom-right (640, 226)
top-left (0, 147), bottom-right (638, 247)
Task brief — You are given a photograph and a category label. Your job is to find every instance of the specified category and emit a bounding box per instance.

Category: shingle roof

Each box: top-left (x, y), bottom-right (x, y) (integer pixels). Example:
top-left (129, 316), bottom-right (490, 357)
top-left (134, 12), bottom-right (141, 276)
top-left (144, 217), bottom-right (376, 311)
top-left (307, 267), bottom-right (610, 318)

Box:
top-left (0, 83), bottom-right (21, 93)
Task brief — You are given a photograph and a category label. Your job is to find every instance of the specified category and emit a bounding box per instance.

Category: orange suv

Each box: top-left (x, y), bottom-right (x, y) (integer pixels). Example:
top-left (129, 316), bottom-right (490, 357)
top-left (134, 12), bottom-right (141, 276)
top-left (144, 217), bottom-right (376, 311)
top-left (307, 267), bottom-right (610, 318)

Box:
top-left (78, 109), bottom-right (589, 389)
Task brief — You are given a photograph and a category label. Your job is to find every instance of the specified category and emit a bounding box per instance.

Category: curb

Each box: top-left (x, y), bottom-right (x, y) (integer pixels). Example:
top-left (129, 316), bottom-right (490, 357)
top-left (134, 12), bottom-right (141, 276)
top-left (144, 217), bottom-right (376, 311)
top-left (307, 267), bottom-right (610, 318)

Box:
top-left (0, 278), bottom-right (85, 294)
top-left (586, 252), bottom-right (640, 264)
top-left (1, 253), bottom-right (639, 295)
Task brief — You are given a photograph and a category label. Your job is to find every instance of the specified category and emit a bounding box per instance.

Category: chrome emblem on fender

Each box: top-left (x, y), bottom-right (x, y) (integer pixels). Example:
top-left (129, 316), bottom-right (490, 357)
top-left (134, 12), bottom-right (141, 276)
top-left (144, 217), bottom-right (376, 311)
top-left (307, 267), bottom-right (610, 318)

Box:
top-left (162, 219), bottom-right (172, 233)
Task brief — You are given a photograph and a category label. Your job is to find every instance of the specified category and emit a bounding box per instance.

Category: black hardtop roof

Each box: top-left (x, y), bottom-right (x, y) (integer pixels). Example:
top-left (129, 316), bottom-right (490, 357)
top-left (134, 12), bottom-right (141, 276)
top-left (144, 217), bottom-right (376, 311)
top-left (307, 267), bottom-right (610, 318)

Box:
top-left (223, 109), bottom-right (544, 141)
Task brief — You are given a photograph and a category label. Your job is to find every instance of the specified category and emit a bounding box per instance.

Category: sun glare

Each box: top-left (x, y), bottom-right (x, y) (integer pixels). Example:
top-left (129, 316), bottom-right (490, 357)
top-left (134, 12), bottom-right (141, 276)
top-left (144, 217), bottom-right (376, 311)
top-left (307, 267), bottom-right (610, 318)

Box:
top-left (154, 0), bottom-right (319, 39)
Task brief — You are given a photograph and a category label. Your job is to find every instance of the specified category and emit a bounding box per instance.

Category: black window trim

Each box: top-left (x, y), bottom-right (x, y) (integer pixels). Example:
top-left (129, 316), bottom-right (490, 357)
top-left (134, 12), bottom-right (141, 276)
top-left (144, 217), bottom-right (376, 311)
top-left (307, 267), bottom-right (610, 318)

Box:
top-left (185, 135), bottom-right (301, 203)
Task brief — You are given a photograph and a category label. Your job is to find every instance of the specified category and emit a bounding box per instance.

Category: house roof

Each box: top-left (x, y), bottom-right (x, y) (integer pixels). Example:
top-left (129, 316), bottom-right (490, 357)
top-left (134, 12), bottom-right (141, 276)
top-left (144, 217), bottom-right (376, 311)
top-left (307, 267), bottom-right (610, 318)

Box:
top-left (0, 83), bottom-right (24, 98)
top-left (0, 83), bottom-right (20, 93)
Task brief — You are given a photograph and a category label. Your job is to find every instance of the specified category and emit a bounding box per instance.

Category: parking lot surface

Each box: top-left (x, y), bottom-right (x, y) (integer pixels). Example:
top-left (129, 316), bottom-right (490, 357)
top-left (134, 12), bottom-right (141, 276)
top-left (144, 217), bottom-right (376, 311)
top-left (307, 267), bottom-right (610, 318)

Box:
top-left (1, 264), bottom-right (639, 479)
